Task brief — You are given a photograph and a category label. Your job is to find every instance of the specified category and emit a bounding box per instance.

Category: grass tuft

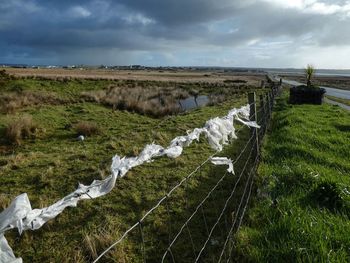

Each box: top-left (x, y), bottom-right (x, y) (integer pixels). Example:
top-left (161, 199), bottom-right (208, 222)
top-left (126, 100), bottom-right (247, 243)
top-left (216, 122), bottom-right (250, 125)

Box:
top-left (309, 181), bottom-right (345, 212)
top-left (5, 115), bottom-right (38, 145)
top-left (74, 121), bottom-right (100, 136)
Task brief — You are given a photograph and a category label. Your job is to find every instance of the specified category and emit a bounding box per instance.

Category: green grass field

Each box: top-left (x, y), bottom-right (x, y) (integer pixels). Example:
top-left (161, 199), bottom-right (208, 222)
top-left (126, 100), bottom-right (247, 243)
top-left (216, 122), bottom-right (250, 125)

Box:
top-left (235, 92), bottom-right (350, 262)
top-left (0, 75), bottom-right (262, 262)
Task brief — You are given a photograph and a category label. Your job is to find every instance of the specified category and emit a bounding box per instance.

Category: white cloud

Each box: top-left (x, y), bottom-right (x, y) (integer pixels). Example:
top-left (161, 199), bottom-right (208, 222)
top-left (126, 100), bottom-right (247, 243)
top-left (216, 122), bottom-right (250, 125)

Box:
top-left (68, 6), bottom-right (91, 18)
top-left (262, 0), bottom-right (317, 9)
top-left (262, 0), bottom-right (350, 16)
top-left (123, 13), bottom-right (155, 25)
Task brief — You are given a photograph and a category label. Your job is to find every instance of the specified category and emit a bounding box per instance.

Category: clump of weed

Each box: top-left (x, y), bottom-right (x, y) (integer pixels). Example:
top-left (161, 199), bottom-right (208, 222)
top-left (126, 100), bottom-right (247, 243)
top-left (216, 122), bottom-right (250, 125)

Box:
top-left (5, 115), bottom-right (38, 145)
top-left (0, 193), bottom-right (12, 210)
top-left (83, 218), bottom-right (129, 262)
top-left (0, 69), bottom-right (11, 87)
top-left (74, 121), bottom-right (100, 136)
top-left (309, 181), bottom-right (345, 212)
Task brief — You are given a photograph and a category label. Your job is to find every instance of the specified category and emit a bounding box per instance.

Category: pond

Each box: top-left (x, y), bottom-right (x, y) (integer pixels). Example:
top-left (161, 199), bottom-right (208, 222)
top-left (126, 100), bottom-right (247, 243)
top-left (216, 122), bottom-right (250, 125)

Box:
top-left (178, 95), bottom-right (209, 111)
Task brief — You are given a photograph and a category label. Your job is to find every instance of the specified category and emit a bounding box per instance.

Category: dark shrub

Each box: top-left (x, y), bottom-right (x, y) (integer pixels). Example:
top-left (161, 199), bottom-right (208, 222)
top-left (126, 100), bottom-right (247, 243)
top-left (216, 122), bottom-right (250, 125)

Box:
top-left (289, 85), bottom-right (326, 105)
top-left (224, 79), bottom-right (247, 84)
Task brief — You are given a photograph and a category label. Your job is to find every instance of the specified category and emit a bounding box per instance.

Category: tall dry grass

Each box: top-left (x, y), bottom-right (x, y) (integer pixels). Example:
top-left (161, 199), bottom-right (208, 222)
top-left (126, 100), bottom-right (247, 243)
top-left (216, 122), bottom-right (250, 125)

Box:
top-left (5, 115), bottom-right (38, 145)
top-left (74, 121), bottom-right (100, 136)
top-left (82, 218), bottom-right (130, 262)
top-left (81, 85), bottom-right (189, 117)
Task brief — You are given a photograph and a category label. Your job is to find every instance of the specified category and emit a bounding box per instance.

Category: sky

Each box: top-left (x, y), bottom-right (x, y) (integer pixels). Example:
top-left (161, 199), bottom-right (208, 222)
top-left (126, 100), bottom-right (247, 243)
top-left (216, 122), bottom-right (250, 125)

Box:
top-left (0, 0), bottom-right (350, 68)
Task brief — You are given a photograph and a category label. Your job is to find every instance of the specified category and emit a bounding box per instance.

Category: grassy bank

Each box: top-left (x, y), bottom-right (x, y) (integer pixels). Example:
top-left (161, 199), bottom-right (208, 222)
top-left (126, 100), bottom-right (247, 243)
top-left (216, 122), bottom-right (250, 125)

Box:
top-left (326, 95), bottom-right (350, 107)
top-left (235, 92), bottom-right (350, 262)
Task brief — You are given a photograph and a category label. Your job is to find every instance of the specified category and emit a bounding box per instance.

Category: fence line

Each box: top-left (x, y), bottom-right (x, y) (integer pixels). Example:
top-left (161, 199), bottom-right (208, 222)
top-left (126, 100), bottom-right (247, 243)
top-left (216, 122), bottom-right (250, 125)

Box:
top-left (93, 127), bottom-right (254, 263)
top-left (92, 150), bottom-right (221, 262)
top-left (0, 84), bottom-right (279, 263)
top-left (219, 153), bottom-right (259, 263)
top-left (160, 135), bottom-right (256, 262)
top-left (193, 142), bottom-right (256, 262)
top-left (93, 86), bottom-right (280, 262)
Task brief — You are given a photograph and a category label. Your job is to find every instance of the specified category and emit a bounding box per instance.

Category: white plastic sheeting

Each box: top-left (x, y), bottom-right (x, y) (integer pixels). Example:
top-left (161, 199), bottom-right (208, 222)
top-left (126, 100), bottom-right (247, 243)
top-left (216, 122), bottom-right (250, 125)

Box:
top-left (0, 104), bottom-right (259, 262)
top-left (210, 157), bottom-right (234, 174)
top-left (0, 234), bottom-right (22, 263)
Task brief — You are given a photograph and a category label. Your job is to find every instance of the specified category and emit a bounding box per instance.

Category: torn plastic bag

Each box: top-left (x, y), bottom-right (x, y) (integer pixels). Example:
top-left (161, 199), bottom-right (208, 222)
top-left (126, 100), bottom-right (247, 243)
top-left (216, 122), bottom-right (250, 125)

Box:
top-left (111, 144), bottom-right (164, 177)
top-left (22, 174), bottom-right (118, 231)
top-left (211, 157), bottom-right (234, 174)
top-left (164, 145), bottom-right (183, 158)
top-left (0, 234), bottom-right (22, 263)
top-left (0, 194), bottom-right (32, 233)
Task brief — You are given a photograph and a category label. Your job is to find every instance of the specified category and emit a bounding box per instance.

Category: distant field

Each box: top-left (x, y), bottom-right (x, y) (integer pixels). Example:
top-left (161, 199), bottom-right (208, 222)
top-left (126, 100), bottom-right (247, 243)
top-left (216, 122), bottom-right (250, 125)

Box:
top-left (280, 74), bottom-right (350, 91)
top-left (4, 67), bottom-right (265, 85)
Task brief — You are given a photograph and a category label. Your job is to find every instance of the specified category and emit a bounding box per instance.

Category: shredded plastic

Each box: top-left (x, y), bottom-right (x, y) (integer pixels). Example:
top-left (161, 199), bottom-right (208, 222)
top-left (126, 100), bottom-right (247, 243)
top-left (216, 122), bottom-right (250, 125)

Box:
top-left (0, 234), bottom-right (22, 263)
top-left (0, 104), bottom-right (259, 262)
top-left (210, 157), bottom-right (234, 174)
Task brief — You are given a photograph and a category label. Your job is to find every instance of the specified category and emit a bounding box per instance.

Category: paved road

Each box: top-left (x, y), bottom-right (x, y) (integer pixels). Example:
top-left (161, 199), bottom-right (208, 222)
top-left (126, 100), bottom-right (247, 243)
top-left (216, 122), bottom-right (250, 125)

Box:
top-left (281, 78), bottom-right (350, 100)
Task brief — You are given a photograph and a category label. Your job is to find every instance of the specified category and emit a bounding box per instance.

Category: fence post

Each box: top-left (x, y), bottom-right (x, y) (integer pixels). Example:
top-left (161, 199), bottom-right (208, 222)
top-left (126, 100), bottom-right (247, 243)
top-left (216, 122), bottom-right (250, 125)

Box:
top-left (269, 91), bottom-right (273, 111)
top-left (248, 92), bottom-right (259, 157)
top-left (260, 80), bottom-right (265, 88)
top-left (259, 95), bottom-right (265, 134)
top-left (266, 93), bottom-right (271, 121)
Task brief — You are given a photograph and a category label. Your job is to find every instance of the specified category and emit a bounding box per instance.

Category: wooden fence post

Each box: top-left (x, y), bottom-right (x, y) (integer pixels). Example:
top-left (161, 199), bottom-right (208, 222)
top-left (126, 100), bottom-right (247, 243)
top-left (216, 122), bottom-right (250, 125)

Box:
top-left (248, 92), bottom-right (259, 157)
top-left (266, 93), bottom-right (271, 121)
top-left (259, 94), bottom-right (265, 132)
top-left (269, 91), bottom-right (273, 111)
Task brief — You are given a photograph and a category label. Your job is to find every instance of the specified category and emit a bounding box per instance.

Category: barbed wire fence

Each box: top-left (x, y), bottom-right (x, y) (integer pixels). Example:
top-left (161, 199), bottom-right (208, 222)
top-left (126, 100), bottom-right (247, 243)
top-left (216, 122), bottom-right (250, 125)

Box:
top-left (92, 85), bottom-right (280, 263)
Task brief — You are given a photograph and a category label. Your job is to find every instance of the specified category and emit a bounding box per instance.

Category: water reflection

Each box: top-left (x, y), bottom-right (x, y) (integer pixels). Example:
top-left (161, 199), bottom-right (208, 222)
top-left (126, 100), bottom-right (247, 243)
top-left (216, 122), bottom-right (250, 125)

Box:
top-left (178, 95), bottom-right (209, 111)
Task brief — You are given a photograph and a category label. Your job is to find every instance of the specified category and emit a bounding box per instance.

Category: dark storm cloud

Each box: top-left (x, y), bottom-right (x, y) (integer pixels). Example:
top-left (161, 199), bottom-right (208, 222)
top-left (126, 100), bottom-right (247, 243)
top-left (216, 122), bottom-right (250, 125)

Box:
top-left (0, 0), bottom-right (349, 65)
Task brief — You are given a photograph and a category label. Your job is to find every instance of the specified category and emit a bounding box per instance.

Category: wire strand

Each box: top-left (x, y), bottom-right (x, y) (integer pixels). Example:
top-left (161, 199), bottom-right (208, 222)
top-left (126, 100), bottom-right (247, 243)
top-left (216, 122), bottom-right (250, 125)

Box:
top-left (194, 143), bottom-right (256, 262)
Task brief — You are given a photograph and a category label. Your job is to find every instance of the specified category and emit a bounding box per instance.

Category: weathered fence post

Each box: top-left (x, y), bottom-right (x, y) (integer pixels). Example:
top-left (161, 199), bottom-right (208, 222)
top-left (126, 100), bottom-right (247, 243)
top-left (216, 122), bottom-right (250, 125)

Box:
top-left (266, 93), bottom-right (271, 121)
top-left (260, 80), bottom-right (265, 88)
top-left (269, 91), bottom-right (273, 111)
top-left (248, 92), bottom-right (259, 158)
top-left (259, 94), bottom-right (265, 134)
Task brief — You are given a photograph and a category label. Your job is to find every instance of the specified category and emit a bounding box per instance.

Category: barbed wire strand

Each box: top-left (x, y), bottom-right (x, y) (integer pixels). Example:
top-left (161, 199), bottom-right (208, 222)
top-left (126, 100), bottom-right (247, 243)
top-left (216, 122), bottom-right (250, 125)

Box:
top-left (161, 170), bottom-right (229, 262)
top-left (93, 150), bottom-right (220, 262)
top-left (193, 143), bottom-right (256, 262)
top-left (224, 158), bottom-right (259, 263)
top-left (161, 138), bottom-right (256, 262)
top-left (217, 154), bottom-right (259, 263)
